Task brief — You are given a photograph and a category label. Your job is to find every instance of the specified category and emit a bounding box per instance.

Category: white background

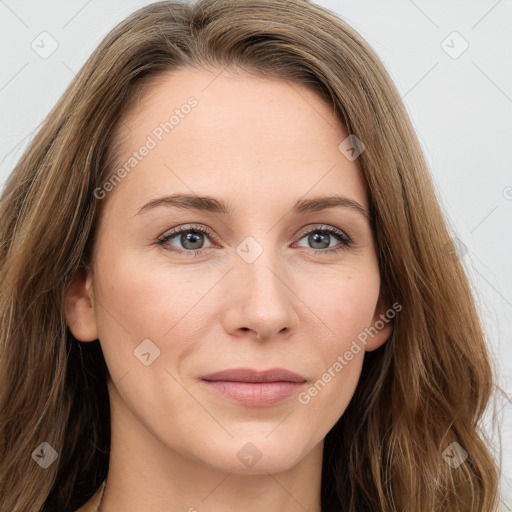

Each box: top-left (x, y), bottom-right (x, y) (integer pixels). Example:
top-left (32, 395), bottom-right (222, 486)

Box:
top-left (0, 0), bottom-right (510, 508)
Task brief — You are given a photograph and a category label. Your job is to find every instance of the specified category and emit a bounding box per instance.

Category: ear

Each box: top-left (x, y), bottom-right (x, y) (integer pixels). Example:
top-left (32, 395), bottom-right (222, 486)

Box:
top-left (64, 267), bottom-right (98, 342)
top-left (364, 297), bottom-right (395, 352)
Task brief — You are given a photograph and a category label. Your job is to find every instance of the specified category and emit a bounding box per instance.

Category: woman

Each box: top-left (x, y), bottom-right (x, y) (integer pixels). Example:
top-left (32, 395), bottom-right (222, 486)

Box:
top-left (0, 0), bottom-right (501, 510)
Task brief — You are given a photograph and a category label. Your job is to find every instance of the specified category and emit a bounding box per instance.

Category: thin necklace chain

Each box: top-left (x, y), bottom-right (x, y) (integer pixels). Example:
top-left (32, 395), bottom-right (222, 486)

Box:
top-left (96, 479), bottom-right (106, 512)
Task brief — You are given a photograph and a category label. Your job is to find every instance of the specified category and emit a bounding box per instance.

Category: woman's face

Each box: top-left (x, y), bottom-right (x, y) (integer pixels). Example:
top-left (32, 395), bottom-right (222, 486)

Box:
top-left (66, 67), bottom-right (391, 475)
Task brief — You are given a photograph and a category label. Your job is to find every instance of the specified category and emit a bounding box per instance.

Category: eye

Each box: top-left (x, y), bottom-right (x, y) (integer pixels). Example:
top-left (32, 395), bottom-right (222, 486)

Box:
top-left (157, 224), bottom-right (215, 256)
top-left (157, 224), bottom-right (352, 256)
top-left (293, 225), bottom-right (352, 254)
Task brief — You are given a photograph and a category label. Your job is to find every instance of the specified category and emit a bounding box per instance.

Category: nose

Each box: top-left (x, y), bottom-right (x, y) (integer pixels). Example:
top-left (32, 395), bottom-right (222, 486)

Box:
top-left (221, 249), bottom-right (300, 342)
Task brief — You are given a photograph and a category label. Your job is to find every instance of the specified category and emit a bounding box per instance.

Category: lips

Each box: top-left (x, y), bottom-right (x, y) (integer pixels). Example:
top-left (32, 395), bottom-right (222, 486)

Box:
top-left (201, 367), bottom-right (307, 383)
top-left (200, 367), bottom-right (307, 407)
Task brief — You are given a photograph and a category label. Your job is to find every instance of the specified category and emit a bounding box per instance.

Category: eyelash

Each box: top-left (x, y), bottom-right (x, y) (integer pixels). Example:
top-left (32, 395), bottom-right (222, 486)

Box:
top-left (157, 223), bottom-right (353, 257)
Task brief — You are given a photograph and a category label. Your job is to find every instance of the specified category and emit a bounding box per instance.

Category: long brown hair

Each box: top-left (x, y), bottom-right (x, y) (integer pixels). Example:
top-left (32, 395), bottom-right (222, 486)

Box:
top-left (0, 1), bottom-right (501, 510)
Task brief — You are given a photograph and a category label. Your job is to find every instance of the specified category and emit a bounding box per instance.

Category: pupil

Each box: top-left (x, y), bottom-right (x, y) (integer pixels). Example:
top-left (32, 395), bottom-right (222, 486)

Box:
top-left (310, 232), bottom-right (329, 249)
top-left (182, 231), bottom-right (203, 249)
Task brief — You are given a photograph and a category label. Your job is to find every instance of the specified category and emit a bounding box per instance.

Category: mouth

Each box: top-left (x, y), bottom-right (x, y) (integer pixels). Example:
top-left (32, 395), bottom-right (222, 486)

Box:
top-left (199, 367), bottom-right (308, 407)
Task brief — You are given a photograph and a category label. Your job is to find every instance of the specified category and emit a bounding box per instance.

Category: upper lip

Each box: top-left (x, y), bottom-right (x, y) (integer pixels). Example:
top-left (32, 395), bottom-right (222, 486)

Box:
top-left (201, 367), bottom-right (307, 383)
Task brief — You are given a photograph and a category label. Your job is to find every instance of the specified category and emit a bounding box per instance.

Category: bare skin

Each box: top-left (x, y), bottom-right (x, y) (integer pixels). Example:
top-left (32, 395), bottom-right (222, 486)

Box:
top-left (67, 67), bottom-right (392, 512)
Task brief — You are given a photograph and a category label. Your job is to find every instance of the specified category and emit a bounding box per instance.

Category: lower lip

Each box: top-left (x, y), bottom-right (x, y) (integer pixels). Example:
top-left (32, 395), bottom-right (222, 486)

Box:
top-left (200, 380), bottom-right (306, 407)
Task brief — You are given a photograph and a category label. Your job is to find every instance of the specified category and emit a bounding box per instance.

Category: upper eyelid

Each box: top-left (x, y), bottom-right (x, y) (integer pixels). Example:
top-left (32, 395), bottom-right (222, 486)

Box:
top-left (162, 224), bottom-right (215, 239)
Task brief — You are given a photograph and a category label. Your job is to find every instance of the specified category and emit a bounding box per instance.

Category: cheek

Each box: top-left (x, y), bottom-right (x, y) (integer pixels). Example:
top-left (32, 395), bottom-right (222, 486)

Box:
top-left (303, 263), bottom-right (381, 349)
top-left (291, 264), bottom-right (380, 417)
top-left (92, 250), bottom-right (220, 371)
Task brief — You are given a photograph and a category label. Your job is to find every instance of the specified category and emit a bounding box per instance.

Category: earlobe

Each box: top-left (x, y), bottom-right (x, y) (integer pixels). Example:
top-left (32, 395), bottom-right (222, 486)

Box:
top-left (64, 267), bottom-right (98, 342)
top-left (364, 302), bottom-right (394, 352)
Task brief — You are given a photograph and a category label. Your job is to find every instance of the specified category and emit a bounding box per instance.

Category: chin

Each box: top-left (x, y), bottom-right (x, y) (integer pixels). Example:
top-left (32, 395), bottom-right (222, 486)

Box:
top-left (195, 433), bottom-right (314, 475)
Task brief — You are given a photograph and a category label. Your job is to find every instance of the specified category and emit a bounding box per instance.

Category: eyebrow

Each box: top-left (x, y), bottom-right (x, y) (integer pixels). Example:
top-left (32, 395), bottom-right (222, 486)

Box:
top-left (135, 193), bottom-right (370, 220)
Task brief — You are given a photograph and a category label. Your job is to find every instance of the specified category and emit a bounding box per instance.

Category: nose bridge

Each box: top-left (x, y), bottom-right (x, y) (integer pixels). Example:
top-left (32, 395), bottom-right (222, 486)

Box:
top-left (237, 235), bottom-right (282, 297)
top-left (225, 235), bottom-right (298, 339)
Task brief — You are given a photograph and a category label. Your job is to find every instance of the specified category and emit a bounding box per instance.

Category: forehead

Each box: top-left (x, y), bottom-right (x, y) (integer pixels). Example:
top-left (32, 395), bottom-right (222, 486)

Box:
top-left (104, 67), bottom-right (368, 218)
